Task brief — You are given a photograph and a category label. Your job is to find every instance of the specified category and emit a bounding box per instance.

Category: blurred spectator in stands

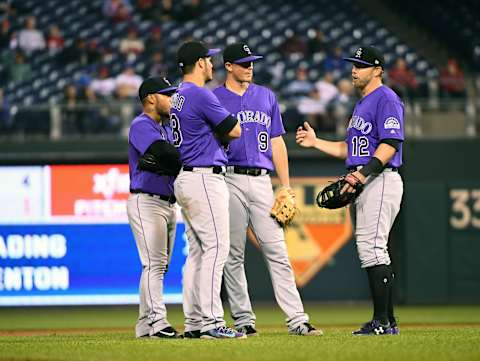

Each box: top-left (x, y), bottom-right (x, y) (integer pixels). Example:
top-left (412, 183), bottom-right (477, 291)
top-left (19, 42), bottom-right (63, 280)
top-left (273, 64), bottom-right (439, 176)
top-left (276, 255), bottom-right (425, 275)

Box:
top-left (159, 0), bottom-right (174, 22)
top-left (146, 51), bottom-right (168, 78)
top-left (103, 0), bottom-right (133, 22)
top-left (281, 30), bottom-right (307, 57)
top-left (7, 50), bottom-right (32, 83)
top-left (17, 16), bottom-right (45, 54)
top-left (0, 18), bottom-right (11, 49)
top-left (284, 66), bottom-right (314, 100)
top-left (307, 29), bottom-right (330, 58)
top-left (62, 84), bottom-right (83, 135)
top-left (119, 27), bottom-right (145, 62)
top-left (0, 87), bottom-right (12, 134)
top-left (176, 0), bottom-right (203, 22)
top-left (323, 46), bottom-right (350, 80)
top-left (327, 78), bottom-right (356, 136)
top-left (46, 24), bottom-right (64, 55)
top-left (115, 66), bottom-right (142, 98)
top-left (439, 58), bottom-right (466, 99)
top-left (388, 58), bottom-right (418, 101)
top-left (145, 26), bottom-right (164, 57)
top-left (91, 66), bottom-right (116, 98)
top-left (315, 72), bottom-right (338, 106)
top-left (58, 37), bottom-right (100, 66)
top-left (136, 0), bottom-right (156, 20)
top-left (297, 89), bottom-right (326, 130)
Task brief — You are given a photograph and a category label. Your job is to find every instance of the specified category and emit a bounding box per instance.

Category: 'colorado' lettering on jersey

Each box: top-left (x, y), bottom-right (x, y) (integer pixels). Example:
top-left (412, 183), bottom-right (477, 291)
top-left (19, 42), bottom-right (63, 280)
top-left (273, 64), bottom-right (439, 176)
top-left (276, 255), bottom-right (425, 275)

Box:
top-left (128, 113), bottom-right (175, 196)
top-left (213, 83), bottom-right (285, 170)
top-left (346, 85), bottom-right (404, 168)
top-left (170, 82), bottom-right (231, 167)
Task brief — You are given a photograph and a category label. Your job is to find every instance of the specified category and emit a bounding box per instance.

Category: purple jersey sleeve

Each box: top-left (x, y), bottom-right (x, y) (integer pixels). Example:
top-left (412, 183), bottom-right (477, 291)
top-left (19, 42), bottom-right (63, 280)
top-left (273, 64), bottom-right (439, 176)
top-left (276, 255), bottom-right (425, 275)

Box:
top-left (269, 91), bottom-right (286, 138)
top-left (376, 99), bottom-right (404, 141)
top-left (198, 88), bottom-right (231, 129)
top-left (129, 121), bottom-right (163, 154)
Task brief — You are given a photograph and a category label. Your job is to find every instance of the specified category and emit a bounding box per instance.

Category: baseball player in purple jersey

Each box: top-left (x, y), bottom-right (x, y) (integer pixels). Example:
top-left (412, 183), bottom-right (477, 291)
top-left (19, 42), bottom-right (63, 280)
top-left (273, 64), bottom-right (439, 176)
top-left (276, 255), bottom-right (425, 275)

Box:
top-left (127, 77), bottom-right (182, 338)
top-left (213, 43), bottom-right (323, 336)
top-left (297, 46), bottom-right (404, 335)
top-left (170, 41), bottom-right (245, 339)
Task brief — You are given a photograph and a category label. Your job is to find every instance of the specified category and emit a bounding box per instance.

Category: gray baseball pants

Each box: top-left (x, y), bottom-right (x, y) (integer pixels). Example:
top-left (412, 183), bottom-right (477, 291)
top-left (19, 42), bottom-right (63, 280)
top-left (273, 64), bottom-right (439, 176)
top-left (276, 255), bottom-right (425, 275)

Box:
top-left (127, 193), bottom-right (176, 337)
top-left (174, 169), bottom-right (230, 333)
top-left (223, 173), bottom-right (309, 331)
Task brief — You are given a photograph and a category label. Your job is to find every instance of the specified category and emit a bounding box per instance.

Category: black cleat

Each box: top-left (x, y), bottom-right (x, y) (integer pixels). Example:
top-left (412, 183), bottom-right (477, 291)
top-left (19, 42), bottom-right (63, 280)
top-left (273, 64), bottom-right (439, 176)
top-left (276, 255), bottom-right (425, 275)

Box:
top-left (183, 330), bottom-right (201, 339)
top-left (150, 326), bottom-right (181, 338)
top-left (236, 325), bottom-right (259, 337)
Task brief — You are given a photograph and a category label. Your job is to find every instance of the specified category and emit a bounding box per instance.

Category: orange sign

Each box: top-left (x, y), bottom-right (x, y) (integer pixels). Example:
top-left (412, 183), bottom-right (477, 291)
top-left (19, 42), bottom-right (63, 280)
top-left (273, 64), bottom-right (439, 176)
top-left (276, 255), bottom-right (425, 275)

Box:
top-left (50, 164), bottom-right (129, 217)
top-left (260, 177), bottom-right (352, 287)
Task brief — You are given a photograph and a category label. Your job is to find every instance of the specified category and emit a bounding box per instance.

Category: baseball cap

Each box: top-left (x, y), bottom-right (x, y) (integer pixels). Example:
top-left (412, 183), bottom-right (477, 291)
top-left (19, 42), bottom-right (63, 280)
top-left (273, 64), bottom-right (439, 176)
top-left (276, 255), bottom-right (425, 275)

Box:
top-left (176, 41), bottom-right (221, 68)
top-left (138, 77), bottom-right (177, 100)
top-left (343, 46), bottom-right (385, 68)
top-left (223, 43), bottom-right (263, 64)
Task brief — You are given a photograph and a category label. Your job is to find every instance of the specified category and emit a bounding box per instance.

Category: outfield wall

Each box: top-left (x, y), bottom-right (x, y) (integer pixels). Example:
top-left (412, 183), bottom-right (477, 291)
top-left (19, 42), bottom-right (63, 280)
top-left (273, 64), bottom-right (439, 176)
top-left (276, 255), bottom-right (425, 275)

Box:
top-left (0, 139), bottom-right (478, 305)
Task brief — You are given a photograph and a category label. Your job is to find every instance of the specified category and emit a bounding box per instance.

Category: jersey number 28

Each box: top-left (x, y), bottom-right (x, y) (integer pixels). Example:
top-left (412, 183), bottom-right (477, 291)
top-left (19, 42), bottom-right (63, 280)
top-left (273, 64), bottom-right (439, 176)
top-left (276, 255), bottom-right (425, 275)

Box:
top-left (170, 113), bottom-right (183, 147)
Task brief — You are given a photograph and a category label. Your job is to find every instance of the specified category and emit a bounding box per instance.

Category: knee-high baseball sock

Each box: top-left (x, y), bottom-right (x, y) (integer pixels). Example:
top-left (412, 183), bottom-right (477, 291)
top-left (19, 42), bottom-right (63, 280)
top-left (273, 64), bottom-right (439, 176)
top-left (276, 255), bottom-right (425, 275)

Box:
top-left (366, 264), bottom-right (390, 325)
top-left (387, 267), bottom-right (396, 323)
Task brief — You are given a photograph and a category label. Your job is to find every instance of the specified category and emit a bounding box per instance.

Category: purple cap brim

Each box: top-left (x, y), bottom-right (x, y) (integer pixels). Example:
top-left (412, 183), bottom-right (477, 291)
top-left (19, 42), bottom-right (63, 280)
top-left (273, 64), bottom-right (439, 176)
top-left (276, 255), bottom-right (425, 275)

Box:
top-left (343, 57), bottom-right (374, 66)
top-left (233, 55), bottom-right (264, 63)
top-left (207, 48), bottom-right (221, 57)
top-left (157, 86), bottom-right (177, 95)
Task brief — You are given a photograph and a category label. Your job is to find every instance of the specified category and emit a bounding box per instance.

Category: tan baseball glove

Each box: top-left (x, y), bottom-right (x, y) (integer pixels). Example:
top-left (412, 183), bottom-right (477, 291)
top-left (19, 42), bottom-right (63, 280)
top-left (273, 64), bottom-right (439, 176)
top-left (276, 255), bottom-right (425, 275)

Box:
top-left (270, 187), bottom-right (298, 227)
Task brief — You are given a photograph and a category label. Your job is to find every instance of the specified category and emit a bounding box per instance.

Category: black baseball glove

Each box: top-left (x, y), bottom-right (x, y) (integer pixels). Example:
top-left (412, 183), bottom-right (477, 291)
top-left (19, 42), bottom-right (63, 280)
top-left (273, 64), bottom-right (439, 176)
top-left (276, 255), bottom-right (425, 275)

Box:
top-left (316, 173), bottom-right (364, 209)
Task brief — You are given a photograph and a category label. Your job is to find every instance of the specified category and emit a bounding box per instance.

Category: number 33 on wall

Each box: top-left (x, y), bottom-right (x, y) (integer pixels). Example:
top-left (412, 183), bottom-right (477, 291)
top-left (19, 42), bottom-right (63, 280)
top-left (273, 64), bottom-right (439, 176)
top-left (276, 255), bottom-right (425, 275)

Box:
top-left (450, 189), bottom-right (480, 230)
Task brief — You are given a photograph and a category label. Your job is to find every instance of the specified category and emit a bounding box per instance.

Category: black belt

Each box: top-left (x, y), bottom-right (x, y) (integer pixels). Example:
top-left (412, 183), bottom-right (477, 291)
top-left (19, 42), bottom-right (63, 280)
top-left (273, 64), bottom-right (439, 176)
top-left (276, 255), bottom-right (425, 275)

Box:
top-left (130, 189), bottom-right (176, 204)
top-left (183, 166), bottom-right (226, 174)
top-left (347, 166), bottom-right (398, 172)
top-left (232, 166), bottom-right (270, 176)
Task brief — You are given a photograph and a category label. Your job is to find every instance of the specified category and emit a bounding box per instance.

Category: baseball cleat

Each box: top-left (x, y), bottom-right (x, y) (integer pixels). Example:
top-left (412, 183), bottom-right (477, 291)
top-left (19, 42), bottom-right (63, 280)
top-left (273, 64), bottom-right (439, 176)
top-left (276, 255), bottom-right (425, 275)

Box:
top-left (352, 319), bottom-right (391, 336)
top-left (289, 322), bottom-right (324, 336)
top-left (150, 326), bottom-right (182, 338)
top-left (200, 326), bottom-right (247, 339)
top-left (236, 325), bottom-right (259, 337)
top-left (183, 330), bottom-right (201, 339)
top-left (387, 318), bottom-right (400, 335)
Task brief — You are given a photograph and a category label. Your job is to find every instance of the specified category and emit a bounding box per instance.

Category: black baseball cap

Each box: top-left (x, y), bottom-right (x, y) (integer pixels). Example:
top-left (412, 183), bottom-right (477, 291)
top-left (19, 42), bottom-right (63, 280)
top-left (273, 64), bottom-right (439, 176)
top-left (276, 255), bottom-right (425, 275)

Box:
top-left (138, 77), bottom-right (177, 101)
top-left (176, 41), bottom-right (221, 68)
top-left (343, 46), bottom-right (385, 68)
top-left (223, 43), bottom-right (263, 64)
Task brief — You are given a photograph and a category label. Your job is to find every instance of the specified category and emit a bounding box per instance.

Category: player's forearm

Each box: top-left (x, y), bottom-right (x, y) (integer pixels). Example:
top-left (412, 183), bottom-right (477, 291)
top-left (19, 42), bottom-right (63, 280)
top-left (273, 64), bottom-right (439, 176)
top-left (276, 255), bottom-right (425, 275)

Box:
top-left (314, 139), bottom-right (348, 159)
top-left (372, 143), bottom-right (397, 165)
top-left (271, 136), bottom-right (290, 187)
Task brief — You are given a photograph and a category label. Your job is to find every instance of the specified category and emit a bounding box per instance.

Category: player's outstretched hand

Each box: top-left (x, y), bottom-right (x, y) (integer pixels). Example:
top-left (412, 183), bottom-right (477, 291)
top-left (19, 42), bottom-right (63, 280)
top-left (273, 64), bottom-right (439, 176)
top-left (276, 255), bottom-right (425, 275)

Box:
top-left (296, 122), bottom-right (316, 148)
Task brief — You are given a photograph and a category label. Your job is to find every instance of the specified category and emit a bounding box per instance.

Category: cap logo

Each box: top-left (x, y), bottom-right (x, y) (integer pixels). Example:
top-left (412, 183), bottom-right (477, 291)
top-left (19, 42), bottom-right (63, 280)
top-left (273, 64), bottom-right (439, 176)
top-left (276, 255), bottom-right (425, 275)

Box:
top-left (355, 48), bottom-right (363, 58)
top-left (243, 45), bottom-right (252, 55)
top-left (374, 59), bottom-right (379, 65)
top-left (163, 77), bottom-right (171, 86)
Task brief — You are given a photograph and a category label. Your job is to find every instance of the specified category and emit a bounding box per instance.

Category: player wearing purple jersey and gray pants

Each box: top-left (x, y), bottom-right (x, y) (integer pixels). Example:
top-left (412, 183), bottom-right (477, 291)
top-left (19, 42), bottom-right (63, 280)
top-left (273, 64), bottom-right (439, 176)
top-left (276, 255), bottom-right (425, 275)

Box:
top-left (214, 43), bottom-right (323, 336)
top-left (127, 77), bottom-right (181, 339)
top-left (170, 41), bottom-right (245, 340)
top-left (297, 46), bottom-right (404, 336)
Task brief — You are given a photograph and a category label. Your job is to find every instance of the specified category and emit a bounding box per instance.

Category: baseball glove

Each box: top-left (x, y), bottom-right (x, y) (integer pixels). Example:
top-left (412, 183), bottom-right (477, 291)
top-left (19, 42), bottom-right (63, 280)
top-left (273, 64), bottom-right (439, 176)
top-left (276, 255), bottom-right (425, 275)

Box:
top-left (316, 173), bottom-right (364, 209)
top-left (271, 187), bottom-right (298, 226)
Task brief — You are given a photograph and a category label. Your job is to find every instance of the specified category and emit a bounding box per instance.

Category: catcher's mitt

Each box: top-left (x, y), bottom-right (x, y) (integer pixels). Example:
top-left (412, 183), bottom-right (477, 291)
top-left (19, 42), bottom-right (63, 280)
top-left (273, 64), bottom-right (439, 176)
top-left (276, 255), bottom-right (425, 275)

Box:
top-left (316, 173), bottom-right (364, 209)
top-left (270, 187), bottom-right (297, 226)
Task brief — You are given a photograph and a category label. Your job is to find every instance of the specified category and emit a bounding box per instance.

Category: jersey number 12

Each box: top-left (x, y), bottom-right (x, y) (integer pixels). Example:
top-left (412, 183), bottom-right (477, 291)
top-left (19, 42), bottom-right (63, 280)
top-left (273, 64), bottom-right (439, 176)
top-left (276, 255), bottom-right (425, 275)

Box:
top-left (351, 136), bottom-right (370, 156)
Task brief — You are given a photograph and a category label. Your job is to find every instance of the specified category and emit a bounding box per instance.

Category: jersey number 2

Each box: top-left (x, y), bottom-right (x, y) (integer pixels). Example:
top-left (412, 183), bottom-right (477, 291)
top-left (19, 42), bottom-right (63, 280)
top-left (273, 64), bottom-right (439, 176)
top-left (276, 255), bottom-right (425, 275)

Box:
top-left (351, 136), bottom-right (370, 156)
top-left (170, 113), bottom-right (183, 147)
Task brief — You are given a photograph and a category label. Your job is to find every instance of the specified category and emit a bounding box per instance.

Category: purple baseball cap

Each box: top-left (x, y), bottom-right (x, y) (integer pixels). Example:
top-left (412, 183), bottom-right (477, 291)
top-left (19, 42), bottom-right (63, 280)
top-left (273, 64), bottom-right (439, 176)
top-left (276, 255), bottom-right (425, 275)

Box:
top-left (344, 46), bottom-right (385, 68)
top-left (176, 41), bottom-right (221, 68)
top-left (223, 43), bottom-right (263, 64)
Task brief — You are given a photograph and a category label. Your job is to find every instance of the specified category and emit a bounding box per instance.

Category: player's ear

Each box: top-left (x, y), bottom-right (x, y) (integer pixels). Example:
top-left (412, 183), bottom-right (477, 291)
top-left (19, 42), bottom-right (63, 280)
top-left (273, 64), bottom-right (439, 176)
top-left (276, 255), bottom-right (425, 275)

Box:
top-left (225, 62), bottom-right (233, 72)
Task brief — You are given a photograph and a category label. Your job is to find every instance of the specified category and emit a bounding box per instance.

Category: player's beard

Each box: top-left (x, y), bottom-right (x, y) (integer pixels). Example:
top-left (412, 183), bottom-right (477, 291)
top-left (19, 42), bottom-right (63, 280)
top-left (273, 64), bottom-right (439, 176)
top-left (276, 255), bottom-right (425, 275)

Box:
top-left (204, 66), bottom-right (213, 82)
top-left (353, 73), bottom-right (373, 90)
